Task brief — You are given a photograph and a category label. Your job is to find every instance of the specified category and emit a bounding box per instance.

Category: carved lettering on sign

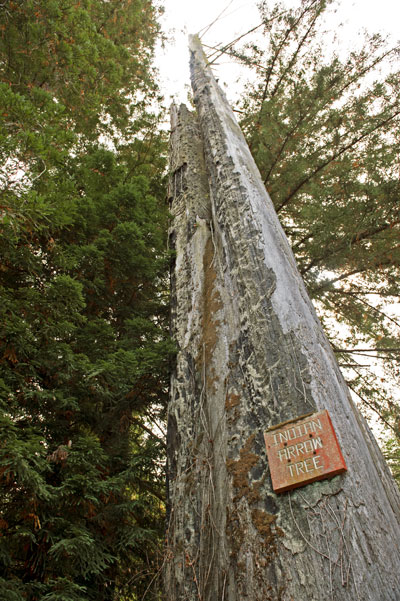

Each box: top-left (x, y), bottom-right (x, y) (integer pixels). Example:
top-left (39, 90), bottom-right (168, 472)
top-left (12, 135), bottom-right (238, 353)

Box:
top-left (264, 410), bottom-right (347, 493)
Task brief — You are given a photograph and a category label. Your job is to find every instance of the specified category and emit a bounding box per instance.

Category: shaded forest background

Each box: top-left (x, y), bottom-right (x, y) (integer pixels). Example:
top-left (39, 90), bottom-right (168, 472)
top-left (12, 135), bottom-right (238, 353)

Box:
top-left (0, 0), bottom-right (399, 599)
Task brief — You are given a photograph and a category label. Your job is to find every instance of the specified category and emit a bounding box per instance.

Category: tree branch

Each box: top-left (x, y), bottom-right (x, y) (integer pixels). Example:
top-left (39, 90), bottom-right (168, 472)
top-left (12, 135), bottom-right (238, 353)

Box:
top-left (334, 348), bottom-right (400, 354)
top-left (300, 218), bottom-right (400, 276)
top-left (277, 108), bottom-right (400, 212)
top-left (328, 289), bottom-right (400, 328)
top-left (270, 10), bottom-right (320, 100)
top-left (207, 23), bottom-right (264, 65)
top-left (346, 381), bottom-right (397, 435)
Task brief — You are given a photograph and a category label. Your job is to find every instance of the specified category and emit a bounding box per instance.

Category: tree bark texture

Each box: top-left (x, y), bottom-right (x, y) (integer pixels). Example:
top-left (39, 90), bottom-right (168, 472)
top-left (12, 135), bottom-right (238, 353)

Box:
top-left (165, 35), bottom-right (400, 601)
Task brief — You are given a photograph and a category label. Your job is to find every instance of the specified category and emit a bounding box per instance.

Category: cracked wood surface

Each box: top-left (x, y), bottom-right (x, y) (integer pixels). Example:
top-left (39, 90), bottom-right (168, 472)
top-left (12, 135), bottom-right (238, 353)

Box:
top-left (165, 35), bottom-right (400, 601)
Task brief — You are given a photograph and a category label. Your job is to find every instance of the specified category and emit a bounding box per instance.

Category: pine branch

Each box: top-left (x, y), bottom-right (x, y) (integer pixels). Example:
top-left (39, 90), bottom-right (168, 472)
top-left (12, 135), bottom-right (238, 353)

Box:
top-left (300, 219), bottom-right (400, 276)
top-left (291, 230), bottom-right (314, 250)
top-left (312, 268), bottom-right (364, 292)
top-left (346, 381), bottom-right (397, 435)
top-left (270, 9), bottom-right (321, 100)
top-left (207, 23), bottom-right (265, 65)
top-left (277, 107), bottom-right (400, 212)
top-left (256, 6), bottom-right (311, 115)
top-left (198, 0), bottom-right (234, 40)
top-left (138, 479), bottom-right (165, 503)
top-left (263, 111), bottom-right (308, 184)
top-left (131, 417), bottom-right (166, 449)
top-left (328, 289), bottom-right (400, 328)
top-left (202, 43), bottom-right (265, 70)
top-left (264, 51), bottom-right (400, 187)
top-left (334, 347), bottom-right (400, 354)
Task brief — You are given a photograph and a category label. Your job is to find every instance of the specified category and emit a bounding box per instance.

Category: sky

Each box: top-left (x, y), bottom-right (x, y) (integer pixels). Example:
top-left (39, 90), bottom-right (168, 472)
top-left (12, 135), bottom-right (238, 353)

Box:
top-left (155, 0), bottom-right (400, 105)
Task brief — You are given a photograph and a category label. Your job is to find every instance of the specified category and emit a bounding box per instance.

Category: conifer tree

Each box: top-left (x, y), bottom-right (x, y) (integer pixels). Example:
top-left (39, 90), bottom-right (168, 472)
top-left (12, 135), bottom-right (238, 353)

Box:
top-left (0, 1), bottom-right (169, 599)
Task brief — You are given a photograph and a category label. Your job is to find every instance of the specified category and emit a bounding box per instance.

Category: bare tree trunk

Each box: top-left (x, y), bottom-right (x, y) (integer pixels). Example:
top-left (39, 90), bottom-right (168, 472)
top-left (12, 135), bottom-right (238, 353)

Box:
top-left (164, 35), bottom-right (400, 601)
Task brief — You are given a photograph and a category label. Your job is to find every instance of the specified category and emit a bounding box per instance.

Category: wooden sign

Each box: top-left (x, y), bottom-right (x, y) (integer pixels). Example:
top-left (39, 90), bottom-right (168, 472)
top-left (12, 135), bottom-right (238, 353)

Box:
top-left (264, 410), bottom-right (347, 494)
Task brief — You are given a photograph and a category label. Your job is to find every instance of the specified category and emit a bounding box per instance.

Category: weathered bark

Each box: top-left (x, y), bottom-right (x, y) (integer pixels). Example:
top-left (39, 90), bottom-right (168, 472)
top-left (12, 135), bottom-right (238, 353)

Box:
top-left (165, 35), bottom-right (400, 601)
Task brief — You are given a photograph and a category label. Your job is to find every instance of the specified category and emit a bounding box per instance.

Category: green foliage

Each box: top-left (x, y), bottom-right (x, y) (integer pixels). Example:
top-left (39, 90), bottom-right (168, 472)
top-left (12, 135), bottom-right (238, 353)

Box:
top-left (0, 1), bottom-right (169, 599)
top-left (384, 438), bottom-right (400, 487)
top-left (215, 1), bottom-right (400, 466)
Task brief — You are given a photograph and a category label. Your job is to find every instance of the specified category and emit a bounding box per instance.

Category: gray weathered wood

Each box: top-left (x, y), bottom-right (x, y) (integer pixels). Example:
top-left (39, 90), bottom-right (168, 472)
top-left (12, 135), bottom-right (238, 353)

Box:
top-left (165, 35), bottom-right (400, 600)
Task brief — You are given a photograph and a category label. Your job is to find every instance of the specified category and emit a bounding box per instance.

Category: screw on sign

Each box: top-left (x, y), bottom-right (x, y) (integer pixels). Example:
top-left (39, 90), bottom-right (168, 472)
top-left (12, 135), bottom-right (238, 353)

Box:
top-left (264, 410), bottom-right (347, 493)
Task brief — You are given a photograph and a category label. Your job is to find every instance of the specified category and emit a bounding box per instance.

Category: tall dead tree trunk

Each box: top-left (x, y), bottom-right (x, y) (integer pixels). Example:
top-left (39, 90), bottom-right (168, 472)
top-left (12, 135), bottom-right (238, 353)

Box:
top-left (165, 35), bottom-right (400, 601)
